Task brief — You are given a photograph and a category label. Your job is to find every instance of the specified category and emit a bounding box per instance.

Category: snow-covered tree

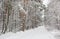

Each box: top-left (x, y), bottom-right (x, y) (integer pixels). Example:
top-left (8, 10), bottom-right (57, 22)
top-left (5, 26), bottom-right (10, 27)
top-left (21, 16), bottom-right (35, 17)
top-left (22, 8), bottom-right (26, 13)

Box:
top-left (44, 0), bottom-right (60, 31)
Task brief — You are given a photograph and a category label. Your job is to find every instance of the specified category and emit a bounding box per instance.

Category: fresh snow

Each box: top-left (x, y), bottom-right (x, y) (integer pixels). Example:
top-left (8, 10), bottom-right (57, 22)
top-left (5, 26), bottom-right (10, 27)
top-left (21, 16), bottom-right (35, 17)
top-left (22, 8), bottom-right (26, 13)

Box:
top-left (0, 26), bottom-right (55, 39)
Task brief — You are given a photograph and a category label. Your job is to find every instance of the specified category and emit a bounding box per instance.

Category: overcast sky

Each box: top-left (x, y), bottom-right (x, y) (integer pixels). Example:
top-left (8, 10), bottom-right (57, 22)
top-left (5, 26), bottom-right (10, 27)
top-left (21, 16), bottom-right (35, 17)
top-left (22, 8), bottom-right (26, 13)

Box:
top-left (43, 0), bottom-right (50, 7)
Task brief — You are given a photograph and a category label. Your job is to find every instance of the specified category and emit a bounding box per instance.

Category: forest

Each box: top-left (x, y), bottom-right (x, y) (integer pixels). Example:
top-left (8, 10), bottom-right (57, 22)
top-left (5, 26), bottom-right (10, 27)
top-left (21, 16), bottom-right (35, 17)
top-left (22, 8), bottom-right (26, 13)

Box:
top-left (0, 0), bottom-right (46, 34)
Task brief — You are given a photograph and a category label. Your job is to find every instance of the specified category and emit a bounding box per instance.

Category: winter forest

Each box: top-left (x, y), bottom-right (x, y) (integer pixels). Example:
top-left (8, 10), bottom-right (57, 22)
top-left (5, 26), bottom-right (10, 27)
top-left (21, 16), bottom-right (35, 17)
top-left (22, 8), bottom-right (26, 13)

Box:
top-left (0, 0), bottom-right (60, 39)
top-left (0, 0), bottom-right (46, 34)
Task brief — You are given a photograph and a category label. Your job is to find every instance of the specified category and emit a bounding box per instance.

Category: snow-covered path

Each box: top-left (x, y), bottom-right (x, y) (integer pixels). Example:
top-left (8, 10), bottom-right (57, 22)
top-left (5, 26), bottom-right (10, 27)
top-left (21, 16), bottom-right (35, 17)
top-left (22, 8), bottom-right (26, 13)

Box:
top-left (0, 26), bottom-right (55, 39)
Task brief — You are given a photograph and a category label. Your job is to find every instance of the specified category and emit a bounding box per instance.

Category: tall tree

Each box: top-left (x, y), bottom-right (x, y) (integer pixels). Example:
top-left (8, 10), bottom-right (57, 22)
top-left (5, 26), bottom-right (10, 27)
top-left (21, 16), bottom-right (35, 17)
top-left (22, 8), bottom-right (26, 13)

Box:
top-left (2, 0), bottom-right (12, 33)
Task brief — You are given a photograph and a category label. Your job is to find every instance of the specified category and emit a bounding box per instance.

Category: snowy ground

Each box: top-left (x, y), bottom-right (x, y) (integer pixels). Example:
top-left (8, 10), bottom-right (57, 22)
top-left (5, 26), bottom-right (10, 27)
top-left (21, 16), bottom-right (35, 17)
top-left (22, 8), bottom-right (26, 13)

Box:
top-left (0, 26), bottom-right (56, 39)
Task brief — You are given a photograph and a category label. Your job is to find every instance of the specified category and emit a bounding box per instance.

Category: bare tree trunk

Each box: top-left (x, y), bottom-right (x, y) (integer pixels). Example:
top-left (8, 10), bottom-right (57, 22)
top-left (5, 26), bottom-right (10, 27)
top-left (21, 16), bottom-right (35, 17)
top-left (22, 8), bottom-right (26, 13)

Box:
top-left (19, 10), bottom-right (26, 31)
top-left (2, 0), bottom-right (12, 33)
top-left (2, 1), bottom-right (7, 33)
